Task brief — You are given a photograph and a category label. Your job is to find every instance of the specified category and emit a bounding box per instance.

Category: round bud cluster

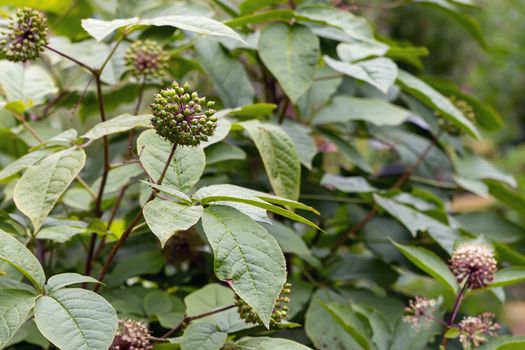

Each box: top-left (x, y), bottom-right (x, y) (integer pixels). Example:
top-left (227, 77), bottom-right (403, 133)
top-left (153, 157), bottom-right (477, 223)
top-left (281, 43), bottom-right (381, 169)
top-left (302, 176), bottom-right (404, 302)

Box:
top-left (458, 312), bottom-right (500, 349)
top-left (403, 296), bottom-right (437, 329)
top-left (0, 7), bottom-right (48, 62)
top-left (110, 319), bottom-right (152, 350)
top-left (150, 81), bottom-right (217, 146)
top-left (450, 243), bottom-right (497, 289)
top-left (235, 283), bottom-right (292, 328)
top-left (125, 40), bottom-right (169, 81)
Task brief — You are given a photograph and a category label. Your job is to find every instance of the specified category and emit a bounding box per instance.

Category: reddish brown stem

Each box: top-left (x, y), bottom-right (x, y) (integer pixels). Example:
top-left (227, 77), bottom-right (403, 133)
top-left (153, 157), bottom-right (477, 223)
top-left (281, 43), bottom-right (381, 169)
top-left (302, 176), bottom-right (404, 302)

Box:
top-left (93, 144), bottom-right (177, 291)
top-left (161, 304), bottom-right (235, 338)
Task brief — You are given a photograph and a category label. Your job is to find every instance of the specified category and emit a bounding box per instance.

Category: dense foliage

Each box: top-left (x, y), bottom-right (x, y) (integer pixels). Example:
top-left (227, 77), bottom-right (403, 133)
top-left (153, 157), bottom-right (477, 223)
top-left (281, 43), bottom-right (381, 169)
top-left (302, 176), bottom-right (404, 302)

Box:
top-left (1, 1), bottom-right (524, 349)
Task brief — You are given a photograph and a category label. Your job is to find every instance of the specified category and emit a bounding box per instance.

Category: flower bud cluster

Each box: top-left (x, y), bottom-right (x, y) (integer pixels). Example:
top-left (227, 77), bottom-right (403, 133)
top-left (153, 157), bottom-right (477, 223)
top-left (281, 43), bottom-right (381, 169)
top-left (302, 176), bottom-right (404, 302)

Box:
top-left (235, 283), bottom-right (292, 328)
top-left (458, 312), bottom-right (500, 349)
top-left (403, 296), bottom-right (437, 329)
top-left (125, 40), bottom-right (169, 81)
top-left (150, 81), bottom-right (217, 146)
top-left (450, 242), bottom-right (497, 289)
top-left (110, 319), bottom-right (152, 350)
top-left (0, 7), bottom-right (48, 62)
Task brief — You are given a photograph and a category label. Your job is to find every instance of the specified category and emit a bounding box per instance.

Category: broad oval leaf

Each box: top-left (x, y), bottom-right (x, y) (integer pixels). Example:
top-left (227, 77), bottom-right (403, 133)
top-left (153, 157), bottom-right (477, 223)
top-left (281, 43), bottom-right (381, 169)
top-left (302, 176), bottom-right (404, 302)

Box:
top-left (313, 96), bottom-right (410, 126)
top-left (241, 121), bottom-right (301, 200)
top-left (0, 230), bottom-right (45, 290)
top-left (235, 336), bottom-right (314, 349)
top-left (324, 56), bottom-right (398, 94)
top-left (137, 130), bottom-right (205, 192)
top-left (46, 273), bottom-right (100, 292)
top-left (201, 205), bottom-right (286, 328)
top-left (82, 16), bottom-right (245, 43)
top-left (14, 147), bottom-right (86, 232)
top-left (491, 267), bottom-right (525, 288)
top-left (195, 37), bottom-right (254, 108)
top-left (319, 302), bottom-right (372, 350)
top-left (180, 322), bottom-right (227, 350)
top-left (0, 149), bottom-right (55, 181)
top-left (392, 241), bottom-right (458, 294)
top-left (34, 288), bottom-right (118, 350)
top-left (397, 70), bottom-right (480, 139)
top-left (184, 284), bottom-right (247, 332)
top-left (258, 23), bottom-right (320, 103)
top-left (0, 289), bottom-right (37, 349)
top-left (0, 61), bottom-right (58, 109)
top-left (82, 114), bottom-right (152, 140)
top-left (143, 199), bottom-right (203, 247)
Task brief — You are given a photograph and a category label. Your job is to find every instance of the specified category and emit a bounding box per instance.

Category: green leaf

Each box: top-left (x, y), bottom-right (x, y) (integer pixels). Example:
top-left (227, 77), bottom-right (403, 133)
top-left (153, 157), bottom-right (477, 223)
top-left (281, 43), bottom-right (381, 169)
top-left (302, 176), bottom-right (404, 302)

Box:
top-left (445, 327), bottom-right (460, 339)
top-left (241, 121), bottom-right (301, 200)
top-left (46, 273), bottom-right (100, 292)
top-left (137, 130), bottom-right (205, 192)
top-left (184, 284), bottom-right (247, 332)
top-left (0, 61), bottom-right (58, 109)
top-left (296, 5), bottom-right (375, 42)
top-left (374, 195), bottom-right (460, 253)
top-left (305, 289), bottom-right (364, 349)
top-left (81, 16), bottom-right (245, 43)
top-left (258, 23), bottom-right (320, 103)
top-left (198, 195), bottom-right (320, 230)
top-left (491, 267), bottom-right (525, 288)
top-left (195, 37), bottom-right (254, 108)
top-left (139, 181), bottom-right (192, 205)
top-left (313, 96), bottom-right (409, 126)
top-left (235, 337), bottom-right (313, 349)
top-left (321, 174), bottom-right (376, 193)
top-left (337, 41), bottom-right (389, 62)
top-left (239, 0), bottom-right (286, 14)
top-left (14, 147), bottom-right (86, 232)
top-left (319, 302), bottom-right (372, 350)
top-left (227, 103), bottom-right (277, 117)
top-left (0, 289), bottom-right (37, 349)
top-left (180, 322), bottom-right (227, 350)
top-left (201, 205), bottom-right (286, 328)
top-left (225, 9), bottom-right (294, 27)
top-left (397, 70), bottom-right (480, 139)
top-left (105, 250), bottom-right (165, 287)
top-left (392, 241), bottom-right (458, 294)
top-left (193, 184), bottom-right (319, 214)
top-left (0, 0), bottom-right (74, 13)
top-left (82, 114), bottom-right (152, 140)
top-left (34, 288), bottom-right (117, 350)
top-left (0, 230), bottom-right (45, 290)
top-left (143, 290), bottom-right (173, 317)
top-left (415, 0), bottom-right (486, 48)
top-left (205, 142), bottom-right (246, 165)
top-left (390, 303), bottom-right (444, 350)
top-left (280, 121), bottom-right (317, 170)
top-left (324, 57), bottom-right (398, 94)
top-left (478, 337), bottom-right (525, 350)
top-left (262, 221), bottom-right (311, 257)
top-left (0, 149), bottom-right (55, 181)
top-left (143, 199), bottom-right (203, 247)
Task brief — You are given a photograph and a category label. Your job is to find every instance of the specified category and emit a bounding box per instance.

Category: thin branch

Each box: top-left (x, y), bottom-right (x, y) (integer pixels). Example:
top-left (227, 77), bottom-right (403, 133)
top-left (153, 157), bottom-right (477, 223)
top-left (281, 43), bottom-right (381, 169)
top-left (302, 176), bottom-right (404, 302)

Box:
top-left (441, 275), bottom-right (471, 348)
top-left (92, 184), bottom-right (130, 262)
top-left (278, 97), bottom-right (290, 124)
top-left (332, 128), bottom-right (444, 252)
top-left (93, 144), bottom-right (178, 292)
top-left (157, 144), bottom-right (177, 185)
top-left (44, 45), bottom-right (94, 73)
top-left (127, 78), bottom-right (146, 156)
top-left (161, 305), bottom-right (236, 339)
